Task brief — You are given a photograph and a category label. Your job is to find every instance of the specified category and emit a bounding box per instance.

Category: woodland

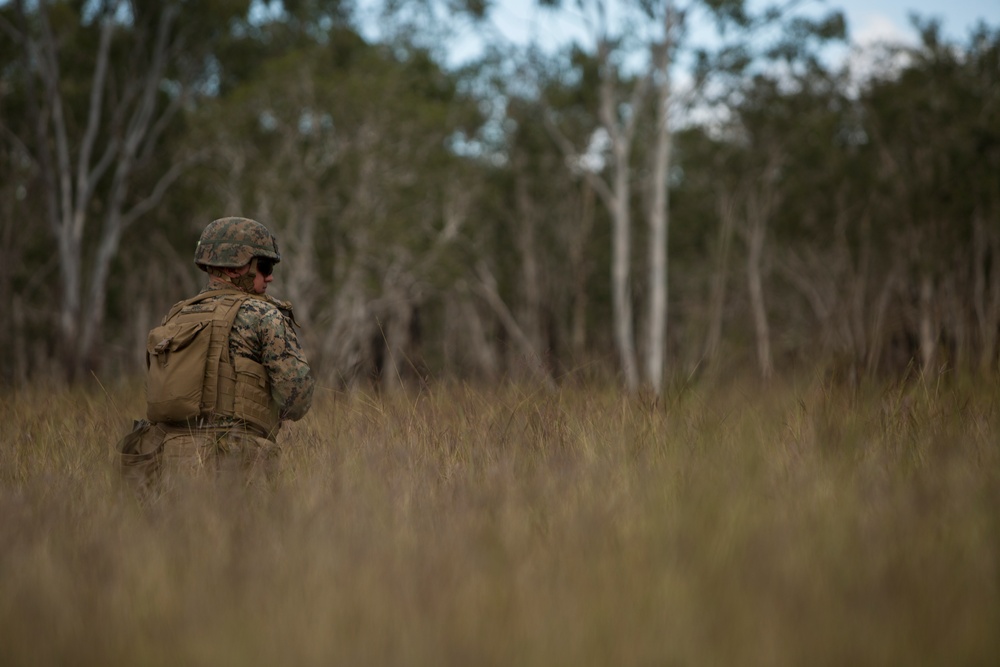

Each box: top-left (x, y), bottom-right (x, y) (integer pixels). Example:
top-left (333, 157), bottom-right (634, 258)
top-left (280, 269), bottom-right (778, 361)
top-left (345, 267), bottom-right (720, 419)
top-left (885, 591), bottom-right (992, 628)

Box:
top-left (1, 0), bottom-right (999, 393)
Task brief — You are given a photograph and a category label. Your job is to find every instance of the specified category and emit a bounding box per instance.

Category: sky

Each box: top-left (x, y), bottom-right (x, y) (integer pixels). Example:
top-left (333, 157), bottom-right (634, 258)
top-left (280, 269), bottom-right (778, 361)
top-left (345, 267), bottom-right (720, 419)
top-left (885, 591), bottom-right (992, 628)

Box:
top-left (441, 0), bottom-right (1000, 66)
top-left (820, 0), bottom-right (997, 44)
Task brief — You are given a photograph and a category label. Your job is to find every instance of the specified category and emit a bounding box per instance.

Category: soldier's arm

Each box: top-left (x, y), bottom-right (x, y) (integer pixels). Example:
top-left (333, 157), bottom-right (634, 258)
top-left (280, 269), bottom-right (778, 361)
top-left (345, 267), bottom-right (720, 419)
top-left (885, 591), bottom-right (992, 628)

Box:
top-left (256, 304), bottom-right (316, 421)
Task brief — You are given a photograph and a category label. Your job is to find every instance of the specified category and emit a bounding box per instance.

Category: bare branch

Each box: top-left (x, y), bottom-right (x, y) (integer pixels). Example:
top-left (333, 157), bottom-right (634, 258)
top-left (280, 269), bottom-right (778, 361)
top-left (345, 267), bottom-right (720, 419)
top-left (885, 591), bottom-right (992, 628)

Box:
top-left (121, 149), bottom-right (208, 228)
top-left (138, 87), bottom-right (185, 164)
top-left (0, 124), bottom-right (36, 171)
top-left (542, 112), bottom-right (615, 208)
top-left (74, 18), bottom-right (114, 219)
top-left (121, 5), bottom-right (179, 161)
top-left (36, 8), bottom-right (75, 239)
top-left (0, 12), bottom-right (24, 45)
top-left (473, 260), bottom-right (556, 390)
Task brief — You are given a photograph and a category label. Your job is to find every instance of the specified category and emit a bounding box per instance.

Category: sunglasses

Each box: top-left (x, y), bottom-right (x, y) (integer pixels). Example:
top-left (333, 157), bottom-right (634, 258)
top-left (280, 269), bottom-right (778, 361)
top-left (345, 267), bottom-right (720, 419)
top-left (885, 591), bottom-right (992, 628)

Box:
top-left (256, 258), bottom-right (275, 277)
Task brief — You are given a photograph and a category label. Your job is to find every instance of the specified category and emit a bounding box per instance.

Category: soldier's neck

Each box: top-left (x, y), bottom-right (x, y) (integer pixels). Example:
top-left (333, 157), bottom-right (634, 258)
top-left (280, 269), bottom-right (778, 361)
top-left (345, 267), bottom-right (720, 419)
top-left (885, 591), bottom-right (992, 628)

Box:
top-left (206, 276), bottom-right (243, 291)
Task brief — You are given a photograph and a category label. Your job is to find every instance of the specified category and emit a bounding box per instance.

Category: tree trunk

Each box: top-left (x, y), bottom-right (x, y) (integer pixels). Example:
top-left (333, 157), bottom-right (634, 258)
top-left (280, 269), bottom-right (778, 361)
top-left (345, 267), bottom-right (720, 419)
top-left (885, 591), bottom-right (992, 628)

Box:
top-left (570, 181), bottom-right (595, 362)
top-left (15, 2), bottom-right (185, 381)
top-left (514, 165), bottom-right (544, 357)
top-left (474, 261), bottom-right (556, 389)
top-left (611, 161), bottom-right (639, 390)
top-left (704, 191), bottom-right (736, 368)
top-left (918, 273), bottom-right (936, 373)
top-left (645, 13), bottom-right (674, 394)
top-left (973, 212), bottom-right (1000, 374)
top-left (599, 34), bottom-right (646, 391)
top-left (324, 263), bottom-right (376, 388)
top-left (545, 29), bottom-right (650, 391)
top-left (450, 288), bottom-right (499, 381)
top-left (379, 299), bottom-right (413, 393)
top-left (745, 190), bottom-right (773, 381)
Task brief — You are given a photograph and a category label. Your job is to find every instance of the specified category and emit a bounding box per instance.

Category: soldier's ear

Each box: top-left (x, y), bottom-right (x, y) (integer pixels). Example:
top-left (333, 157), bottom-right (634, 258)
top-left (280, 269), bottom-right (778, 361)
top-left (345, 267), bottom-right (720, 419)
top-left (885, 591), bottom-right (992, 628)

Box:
top-left (222, 265), bottom-right (248, 278)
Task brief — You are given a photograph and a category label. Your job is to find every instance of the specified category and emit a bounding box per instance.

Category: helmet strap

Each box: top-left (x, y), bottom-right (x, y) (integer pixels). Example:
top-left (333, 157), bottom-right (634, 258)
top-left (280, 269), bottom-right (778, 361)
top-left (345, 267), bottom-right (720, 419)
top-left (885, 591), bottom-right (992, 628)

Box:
top-left (208, 261), bottom-right (257, 292)
top-left (230, 257), bottom-right (258, 292)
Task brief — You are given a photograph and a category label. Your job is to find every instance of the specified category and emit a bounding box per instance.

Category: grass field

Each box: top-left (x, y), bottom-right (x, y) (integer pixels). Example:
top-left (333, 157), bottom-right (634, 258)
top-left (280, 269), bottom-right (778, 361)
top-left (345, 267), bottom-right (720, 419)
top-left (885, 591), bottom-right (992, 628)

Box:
top-left (1, 374), bottom-right (998, 666)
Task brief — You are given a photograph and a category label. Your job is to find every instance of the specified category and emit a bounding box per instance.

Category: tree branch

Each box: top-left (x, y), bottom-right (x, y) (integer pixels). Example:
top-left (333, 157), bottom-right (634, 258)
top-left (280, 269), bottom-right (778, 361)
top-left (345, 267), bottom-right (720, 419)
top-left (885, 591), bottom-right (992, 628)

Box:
top-left (473, 260), bottom-right (556, 390)
top-left (37, 7), bottom-right (75, 240)
top-left (542, 111), bottom-right (615, 209)
top-left (121, 149), bottom-right (208, 228)
top-left (74, 17), bottom-right (114, 219)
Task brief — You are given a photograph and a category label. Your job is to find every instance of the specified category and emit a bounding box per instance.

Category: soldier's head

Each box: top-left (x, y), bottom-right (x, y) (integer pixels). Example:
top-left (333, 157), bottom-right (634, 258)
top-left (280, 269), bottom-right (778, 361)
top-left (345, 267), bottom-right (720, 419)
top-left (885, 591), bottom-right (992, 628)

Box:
top-left (195, 217), bottom-right (280, 294)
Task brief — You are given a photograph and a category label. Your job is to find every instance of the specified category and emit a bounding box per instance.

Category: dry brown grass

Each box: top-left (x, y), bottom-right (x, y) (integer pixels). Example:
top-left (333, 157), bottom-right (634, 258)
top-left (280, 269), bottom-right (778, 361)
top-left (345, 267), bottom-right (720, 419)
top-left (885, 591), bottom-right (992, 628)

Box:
top-left (1, 374), bottom-right (998, 666)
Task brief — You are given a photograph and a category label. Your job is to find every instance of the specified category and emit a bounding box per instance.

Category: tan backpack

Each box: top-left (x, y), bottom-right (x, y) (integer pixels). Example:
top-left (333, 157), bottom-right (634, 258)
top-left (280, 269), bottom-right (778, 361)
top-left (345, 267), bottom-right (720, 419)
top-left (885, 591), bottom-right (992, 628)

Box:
top-left (145, 290), bottom-right (251, 424)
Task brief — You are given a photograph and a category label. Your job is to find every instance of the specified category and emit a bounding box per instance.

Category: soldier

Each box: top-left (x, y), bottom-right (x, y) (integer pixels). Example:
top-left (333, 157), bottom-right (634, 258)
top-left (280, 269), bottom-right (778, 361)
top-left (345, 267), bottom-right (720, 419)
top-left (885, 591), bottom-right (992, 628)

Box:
top-left (119, 217), bottom-right (315, 494)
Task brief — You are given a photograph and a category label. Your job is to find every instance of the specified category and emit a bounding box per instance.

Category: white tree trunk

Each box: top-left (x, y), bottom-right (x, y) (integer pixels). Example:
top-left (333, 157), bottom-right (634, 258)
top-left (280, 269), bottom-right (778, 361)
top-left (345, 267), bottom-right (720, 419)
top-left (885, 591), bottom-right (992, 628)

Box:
top-left (645, 8), bottom-right (675, 395)
top-left (544, 40), bottom-right (645, 390)
top-left (17, 2), bottom-right (185, 379)
top-left (599, 34), bottom-right (647, 392)
top-left (611, 160), bottom-right (640, 391)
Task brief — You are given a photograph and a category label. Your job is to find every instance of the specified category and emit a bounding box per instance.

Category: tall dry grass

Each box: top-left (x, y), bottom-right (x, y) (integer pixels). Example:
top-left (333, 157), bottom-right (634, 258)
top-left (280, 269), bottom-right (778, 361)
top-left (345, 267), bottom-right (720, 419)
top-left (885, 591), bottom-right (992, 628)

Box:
top-left (1, 374), bottom-right (998, 666)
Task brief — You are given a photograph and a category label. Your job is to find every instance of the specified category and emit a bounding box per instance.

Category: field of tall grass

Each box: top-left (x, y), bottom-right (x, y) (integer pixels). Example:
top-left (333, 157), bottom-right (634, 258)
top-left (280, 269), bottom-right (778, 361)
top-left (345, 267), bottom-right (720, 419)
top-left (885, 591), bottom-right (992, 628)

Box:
top-left (1, 373), bottom-right (998, 666)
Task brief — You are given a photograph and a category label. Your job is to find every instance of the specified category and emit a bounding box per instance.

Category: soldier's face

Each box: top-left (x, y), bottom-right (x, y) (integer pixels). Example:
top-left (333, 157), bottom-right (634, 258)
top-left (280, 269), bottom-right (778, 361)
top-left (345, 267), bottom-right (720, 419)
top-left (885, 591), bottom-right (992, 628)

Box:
top-left (227, 262), bottom-right (273, 294)
top-left (252, 267), bottom-right (273, 294)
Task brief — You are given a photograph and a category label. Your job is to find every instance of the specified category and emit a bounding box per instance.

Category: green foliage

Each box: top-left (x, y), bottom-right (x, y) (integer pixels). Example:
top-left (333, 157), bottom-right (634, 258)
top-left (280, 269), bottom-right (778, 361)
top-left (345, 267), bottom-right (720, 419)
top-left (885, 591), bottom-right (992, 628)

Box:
top-left (698, 0), bottom-right (750, 29)
top-left (1, 0), bottom-right (999, 385)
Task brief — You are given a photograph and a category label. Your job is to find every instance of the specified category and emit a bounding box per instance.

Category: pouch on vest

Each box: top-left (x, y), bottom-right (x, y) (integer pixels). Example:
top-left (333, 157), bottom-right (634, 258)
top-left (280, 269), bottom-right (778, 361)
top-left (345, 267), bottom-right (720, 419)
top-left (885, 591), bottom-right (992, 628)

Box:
top-left (233, 355), bottom-right (281, 437)
top-left (146, 314), bottom-right (214, 422)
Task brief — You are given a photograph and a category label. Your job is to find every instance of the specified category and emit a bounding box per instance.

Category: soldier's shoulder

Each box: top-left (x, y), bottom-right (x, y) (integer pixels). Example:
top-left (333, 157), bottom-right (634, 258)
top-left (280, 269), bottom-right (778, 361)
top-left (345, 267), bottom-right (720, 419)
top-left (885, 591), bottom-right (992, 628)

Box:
top-left (238, 294), bottom-right (285, 322)
top-left (164, 289), bottom-right (230, 321)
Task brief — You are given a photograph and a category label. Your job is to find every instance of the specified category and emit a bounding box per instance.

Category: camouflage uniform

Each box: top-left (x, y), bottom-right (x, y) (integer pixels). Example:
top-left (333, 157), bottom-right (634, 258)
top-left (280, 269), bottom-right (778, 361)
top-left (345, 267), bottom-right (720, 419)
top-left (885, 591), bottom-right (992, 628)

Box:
top-left (122, 217), bottom-right (314, 493)
top-left (158, 276), bottom-right (315, 486)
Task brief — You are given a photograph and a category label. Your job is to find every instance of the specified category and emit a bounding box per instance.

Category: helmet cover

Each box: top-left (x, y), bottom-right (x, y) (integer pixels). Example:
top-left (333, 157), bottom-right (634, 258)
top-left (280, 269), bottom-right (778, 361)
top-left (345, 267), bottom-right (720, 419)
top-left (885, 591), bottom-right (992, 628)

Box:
top-left (194, 217), bottom-right (281, 271)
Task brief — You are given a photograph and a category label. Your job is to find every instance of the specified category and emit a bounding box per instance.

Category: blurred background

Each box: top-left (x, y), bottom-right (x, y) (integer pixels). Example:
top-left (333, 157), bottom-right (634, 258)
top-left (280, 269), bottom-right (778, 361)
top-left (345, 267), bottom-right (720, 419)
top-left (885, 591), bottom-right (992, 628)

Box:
top-left (1, 0), bottom-right (998, 392)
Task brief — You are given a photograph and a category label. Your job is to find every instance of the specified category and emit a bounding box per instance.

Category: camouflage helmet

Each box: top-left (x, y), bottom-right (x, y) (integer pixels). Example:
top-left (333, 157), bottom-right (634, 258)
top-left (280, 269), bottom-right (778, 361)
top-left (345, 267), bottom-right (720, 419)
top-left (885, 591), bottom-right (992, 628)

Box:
top-left (194, 217), bottom-right (281, 271)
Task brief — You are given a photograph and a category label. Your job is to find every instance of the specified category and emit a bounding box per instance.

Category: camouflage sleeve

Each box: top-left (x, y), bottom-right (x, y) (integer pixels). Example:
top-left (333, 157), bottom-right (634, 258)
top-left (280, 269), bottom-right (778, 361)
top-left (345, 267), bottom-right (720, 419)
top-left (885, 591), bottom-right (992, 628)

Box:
top-left (237, 299), bottom-right (315, 421)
